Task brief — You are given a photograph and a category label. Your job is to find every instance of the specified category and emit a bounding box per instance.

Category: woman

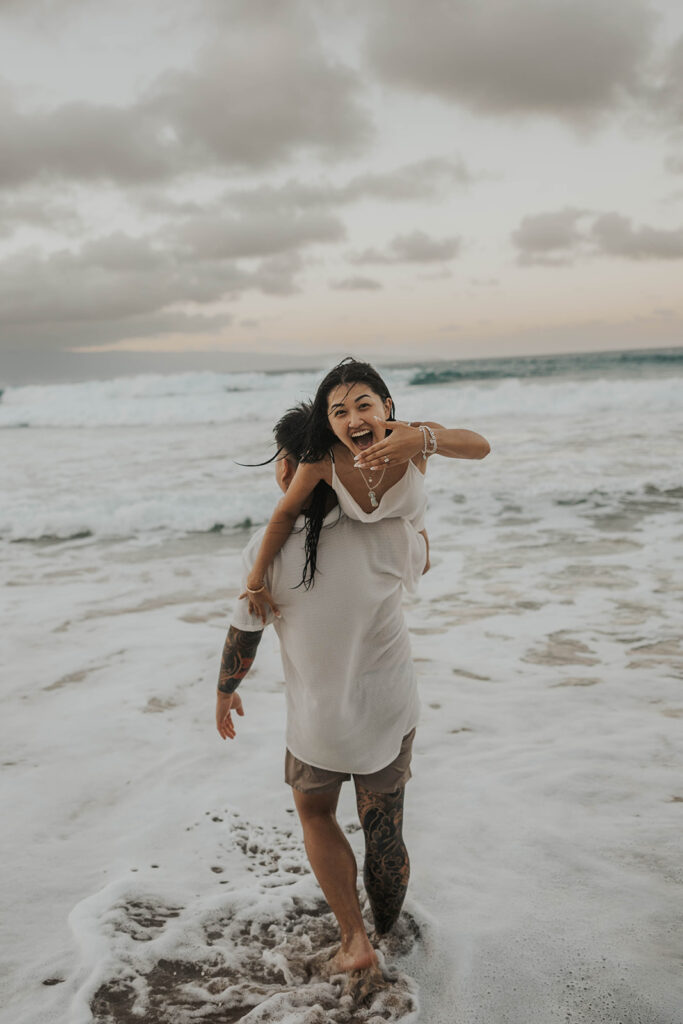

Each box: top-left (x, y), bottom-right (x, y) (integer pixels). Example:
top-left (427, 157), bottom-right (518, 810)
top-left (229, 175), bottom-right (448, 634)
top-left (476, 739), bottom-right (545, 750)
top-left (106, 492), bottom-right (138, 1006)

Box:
top-left (241, 357), bottom-right (490, 621)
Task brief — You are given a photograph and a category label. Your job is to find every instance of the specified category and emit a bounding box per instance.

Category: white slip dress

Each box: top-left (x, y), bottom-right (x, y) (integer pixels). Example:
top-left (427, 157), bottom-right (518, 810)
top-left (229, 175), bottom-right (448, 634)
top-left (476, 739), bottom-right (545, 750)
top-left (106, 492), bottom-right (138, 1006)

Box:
top-left (330, 455), bottom-right (427, 533)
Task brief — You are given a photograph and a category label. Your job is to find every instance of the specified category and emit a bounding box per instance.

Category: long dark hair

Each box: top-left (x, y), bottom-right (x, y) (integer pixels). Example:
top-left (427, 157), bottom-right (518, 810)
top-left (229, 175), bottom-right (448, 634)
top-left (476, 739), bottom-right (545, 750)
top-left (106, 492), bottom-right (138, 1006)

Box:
top-left (297, 357), bottom-right (396, 586)
top-left (273, 402), bottom-right (338, 590)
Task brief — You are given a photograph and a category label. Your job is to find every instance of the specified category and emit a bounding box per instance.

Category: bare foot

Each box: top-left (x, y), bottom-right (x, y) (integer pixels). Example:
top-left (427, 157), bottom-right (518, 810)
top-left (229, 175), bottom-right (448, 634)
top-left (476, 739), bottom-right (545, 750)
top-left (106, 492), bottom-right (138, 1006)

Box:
top-left (344, 963), bottom-right (387, 1004)
top-left (323, 935), bottom-right (378, 976)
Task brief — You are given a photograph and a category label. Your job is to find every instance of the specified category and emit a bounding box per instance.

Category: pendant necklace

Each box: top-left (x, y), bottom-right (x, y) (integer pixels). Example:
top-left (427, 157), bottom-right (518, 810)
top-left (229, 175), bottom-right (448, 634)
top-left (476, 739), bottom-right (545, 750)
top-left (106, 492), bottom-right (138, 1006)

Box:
top-left (356, 464), bottom-right (386, 508)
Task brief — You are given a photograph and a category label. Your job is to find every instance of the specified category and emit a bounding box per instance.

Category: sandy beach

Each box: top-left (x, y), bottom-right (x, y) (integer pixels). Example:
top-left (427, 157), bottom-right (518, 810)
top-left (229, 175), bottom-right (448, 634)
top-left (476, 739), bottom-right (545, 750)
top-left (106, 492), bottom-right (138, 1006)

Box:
top-left (2, 355), bottom-right (683, 1023)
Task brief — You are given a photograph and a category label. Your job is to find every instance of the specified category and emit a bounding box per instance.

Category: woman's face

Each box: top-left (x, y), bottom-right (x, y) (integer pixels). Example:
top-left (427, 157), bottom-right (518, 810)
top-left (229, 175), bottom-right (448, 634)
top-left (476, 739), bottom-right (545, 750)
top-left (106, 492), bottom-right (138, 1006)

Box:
top-left (326, 381), bottom-right (393, 455)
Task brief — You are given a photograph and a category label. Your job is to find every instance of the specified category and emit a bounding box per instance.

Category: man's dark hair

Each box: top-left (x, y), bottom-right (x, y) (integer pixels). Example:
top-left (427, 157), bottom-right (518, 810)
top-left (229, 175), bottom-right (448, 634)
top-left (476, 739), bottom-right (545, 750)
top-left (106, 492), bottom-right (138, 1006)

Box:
top-left (273, 401), bottom-right (313, 463)
top-left (272, 401), bottom-right (337, 590)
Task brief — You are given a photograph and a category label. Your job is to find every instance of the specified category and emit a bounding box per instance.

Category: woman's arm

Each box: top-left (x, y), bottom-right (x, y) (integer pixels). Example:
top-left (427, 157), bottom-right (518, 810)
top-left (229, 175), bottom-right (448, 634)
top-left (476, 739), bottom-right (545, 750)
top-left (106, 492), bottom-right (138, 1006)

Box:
top-left (416, 421), bottom-right (491, 460)
top-left (354, 417), bottom-right (490, 468)
top-left (243, 461), bottom-right (327, 614)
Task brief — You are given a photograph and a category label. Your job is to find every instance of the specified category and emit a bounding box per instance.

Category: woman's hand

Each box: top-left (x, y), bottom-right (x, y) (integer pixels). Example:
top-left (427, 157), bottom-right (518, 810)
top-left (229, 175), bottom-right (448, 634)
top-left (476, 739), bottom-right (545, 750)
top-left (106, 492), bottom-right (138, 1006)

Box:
top-left (354, 417), bottom-right (423, 469)
top-left (239, 583), bottom-right (280, 624)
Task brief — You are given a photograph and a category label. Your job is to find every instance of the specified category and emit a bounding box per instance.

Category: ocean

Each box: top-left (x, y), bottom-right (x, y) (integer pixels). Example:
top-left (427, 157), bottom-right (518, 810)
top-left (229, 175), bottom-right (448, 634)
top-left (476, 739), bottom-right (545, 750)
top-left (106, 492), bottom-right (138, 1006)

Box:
top-left (2, 347), bottom-right (682, 1023)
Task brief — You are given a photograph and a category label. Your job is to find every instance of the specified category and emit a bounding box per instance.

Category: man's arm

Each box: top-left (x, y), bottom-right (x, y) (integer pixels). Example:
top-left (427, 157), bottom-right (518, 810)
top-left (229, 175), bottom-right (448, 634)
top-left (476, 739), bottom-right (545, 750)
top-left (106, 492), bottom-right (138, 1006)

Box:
top-left (218, 625), bottom-right (264, 693)
top-left (216, 626), bottom-right (264, 740)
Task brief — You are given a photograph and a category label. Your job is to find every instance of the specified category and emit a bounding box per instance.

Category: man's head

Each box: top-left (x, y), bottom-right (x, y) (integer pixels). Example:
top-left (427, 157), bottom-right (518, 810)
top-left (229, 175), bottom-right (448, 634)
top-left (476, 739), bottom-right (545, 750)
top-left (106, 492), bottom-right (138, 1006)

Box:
top-left (273, 402), bottom-right (312, 493)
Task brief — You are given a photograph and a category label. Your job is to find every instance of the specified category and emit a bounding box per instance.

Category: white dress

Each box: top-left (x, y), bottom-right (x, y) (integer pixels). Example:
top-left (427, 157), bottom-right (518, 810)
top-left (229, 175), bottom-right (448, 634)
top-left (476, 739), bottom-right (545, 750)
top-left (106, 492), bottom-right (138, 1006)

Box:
top-left (232, 511), bottom-right (424, 773)
top-left (330, 456), bottom-right (427, 533)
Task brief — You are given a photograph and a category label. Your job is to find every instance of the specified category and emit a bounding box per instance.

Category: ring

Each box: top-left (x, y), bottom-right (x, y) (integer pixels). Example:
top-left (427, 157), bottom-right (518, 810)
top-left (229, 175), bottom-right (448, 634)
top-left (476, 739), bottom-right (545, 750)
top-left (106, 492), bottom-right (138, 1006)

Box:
top-left (384, 457), bottom-right (389, 463)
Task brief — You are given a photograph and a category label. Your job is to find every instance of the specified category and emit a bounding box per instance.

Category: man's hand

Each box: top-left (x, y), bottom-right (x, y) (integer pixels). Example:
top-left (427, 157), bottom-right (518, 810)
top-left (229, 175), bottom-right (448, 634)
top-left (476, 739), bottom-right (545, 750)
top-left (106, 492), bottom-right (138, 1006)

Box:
top-left (216, 691), bottom-right (244, 740)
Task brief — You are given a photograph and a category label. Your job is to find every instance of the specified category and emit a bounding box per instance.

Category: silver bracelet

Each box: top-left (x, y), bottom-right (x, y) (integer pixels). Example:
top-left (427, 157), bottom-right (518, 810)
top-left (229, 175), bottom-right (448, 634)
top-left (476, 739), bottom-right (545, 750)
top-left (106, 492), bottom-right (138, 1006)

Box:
top-left (424, 424), bottom-right (438, 455)
top-left (418, 424), bottom-right (429, 460)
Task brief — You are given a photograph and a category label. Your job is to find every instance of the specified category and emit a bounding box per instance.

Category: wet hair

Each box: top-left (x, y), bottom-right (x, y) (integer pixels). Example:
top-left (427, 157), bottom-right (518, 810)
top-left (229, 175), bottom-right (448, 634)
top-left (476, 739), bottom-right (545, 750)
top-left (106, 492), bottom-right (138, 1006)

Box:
top-left (272, 401), bottom-right (338, 589)
top-left (301, 357), bottom-right (396, 463)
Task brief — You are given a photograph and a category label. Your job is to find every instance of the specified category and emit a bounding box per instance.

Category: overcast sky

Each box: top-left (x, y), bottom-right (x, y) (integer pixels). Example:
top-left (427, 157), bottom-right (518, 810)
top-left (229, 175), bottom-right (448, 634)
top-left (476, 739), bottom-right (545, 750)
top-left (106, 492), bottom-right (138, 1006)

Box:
top-left (1, 0), bottom-right (683, 380)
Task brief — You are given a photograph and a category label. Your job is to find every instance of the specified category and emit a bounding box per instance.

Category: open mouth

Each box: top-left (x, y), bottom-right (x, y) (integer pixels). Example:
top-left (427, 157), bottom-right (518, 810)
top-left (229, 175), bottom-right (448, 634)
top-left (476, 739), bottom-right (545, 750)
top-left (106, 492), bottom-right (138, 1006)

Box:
top-left (350, 430), bottom-right (374, 451)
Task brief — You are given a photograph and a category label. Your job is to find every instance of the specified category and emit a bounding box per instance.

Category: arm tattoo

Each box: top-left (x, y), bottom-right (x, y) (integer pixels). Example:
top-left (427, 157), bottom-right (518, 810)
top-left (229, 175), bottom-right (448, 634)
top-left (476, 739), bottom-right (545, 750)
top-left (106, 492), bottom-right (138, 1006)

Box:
top-left (355, 784), bottom-right (410, 937)
top-left (217, 626), bottom-right (263, 694)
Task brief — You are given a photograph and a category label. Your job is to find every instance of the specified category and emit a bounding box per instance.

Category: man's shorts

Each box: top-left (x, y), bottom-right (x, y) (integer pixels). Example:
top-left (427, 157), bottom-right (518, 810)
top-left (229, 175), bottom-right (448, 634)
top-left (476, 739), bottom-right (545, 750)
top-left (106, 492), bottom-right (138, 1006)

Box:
top-left (285, 728), bottom-right (416, 795)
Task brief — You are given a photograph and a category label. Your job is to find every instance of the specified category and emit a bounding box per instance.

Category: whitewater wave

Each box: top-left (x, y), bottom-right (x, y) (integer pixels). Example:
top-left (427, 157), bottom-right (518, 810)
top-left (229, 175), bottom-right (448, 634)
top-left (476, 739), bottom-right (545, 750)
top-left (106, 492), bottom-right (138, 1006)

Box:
top-left (2, 477), bottom-right (680, 545)
top-left (1, 367), bottom-right (682, 428)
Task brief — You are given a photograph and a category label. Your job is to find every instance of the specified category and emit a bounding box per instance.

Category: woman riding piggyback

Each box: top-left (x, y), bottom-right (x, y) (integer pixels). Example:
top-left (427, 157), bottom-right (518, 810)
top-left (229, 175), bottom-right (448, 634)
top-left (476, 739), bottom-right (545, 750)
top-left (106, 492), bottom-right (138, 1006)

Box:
top-left (241, 357), bottom-right (490, 622)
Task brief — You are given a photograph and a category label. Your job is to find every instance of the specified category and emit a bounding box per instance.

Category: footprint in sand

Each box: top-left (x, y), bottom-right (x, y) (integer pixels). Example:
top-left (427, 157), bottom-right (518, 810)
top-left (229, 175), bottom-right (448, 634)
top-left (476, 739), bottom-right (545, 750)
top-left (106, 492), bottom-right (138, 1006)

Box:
top-left (84, 815), bottom-right (422, 1023)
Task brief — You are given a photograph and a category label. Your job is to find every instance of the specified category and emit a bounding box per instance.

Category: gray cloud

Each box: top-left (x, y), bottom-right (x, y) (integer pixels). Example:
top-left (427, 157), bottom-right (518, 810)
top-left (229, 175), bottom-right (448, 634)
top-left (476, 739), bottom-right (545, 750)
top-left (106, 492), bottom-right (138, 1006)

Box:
top-left (330, 276), bottom-right (382, 290)
top-left (3, 308), bottom-right (232, 356)
top-left (331, 156), bottom-right (474, 202)
top-left (366, 0), bottom-right (655, 122)
top-left (0, 4), bottom-right (370, 190)
top-left (350, 230), bottom-right (461, 264)
top-left (0, 227), bottom-right (307, 351)
top-left (512, 207), bottom-right (590, 265)
top-left (664, 154), bottom-right (683, 174)
top-left (168, 210), bottom-right (345, 260)
top-left (654, 35), bottom-right (683, 126)
top-left (139, 156), bottom-right (474, 222)
top-left (591, 212), bottom-right (683, 259)
top-left (145, 17), bottom-right (371, 170)
top-left (0, 89), bottom-right (179, 188)
top-left (0, 193), bottom-right (81, 237)
top-left (512, 207), bottom-right (683, 262)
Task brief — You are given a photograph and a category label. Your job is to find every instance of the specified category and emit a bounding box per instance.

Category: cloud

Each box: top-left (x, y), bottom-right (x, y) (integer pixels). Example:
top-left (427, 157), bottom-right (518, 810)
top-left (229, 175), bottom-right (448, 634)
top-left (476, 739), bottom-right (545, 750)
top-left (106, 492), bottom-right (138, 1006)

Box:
top-left (591, 212), bottom-right (683, 259)
top-left (334, 156), bottom-right (474, 202)
top-left (512, 207), bottom-right (590, 265)
top-left (167, 210), bottom-right (345, 260)
top-left (365, 0), bottom-right (655, 123)
top-left (0, 4), bottom-right (371, 189)
top-left (664, 154), bottom-right (683, 174)
top-left (138, 156), bottom-right (474, 223)
top-left (350, 230), bottom-right (461, 264)
top-left (653, 34), bottom-right (683, 127)
top-left (0, 193), bottom-right (82, 237)
top-left (145, 14), bottom-right (371, 170)
top-left (0, 228), bottom-right (308, 351)
top-left (330, 276), bottom-right (382, 290)
top-left (0, 90), bottom-right (182, 188)
top-left (512, 206), bottom-right (683, 262)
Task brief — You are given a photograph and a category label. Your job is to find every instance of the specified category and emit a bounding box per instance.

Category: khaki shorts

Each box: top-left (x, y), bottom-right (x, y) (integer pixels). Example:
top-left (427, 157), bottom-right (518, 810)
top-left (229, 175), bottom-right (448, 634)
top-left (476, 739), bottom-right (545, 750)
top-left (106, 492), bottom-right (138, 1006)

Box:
top-left (285, 728), bottom-right (416, 795)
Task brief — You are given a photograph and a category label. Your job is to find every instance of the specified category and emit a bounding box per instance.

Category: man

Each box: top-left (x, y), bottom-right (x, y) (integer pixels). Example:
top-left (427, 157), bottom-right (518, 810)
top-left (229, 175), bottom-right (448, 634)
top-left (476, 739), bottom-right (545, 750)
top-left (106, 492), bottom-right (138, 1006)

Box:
top-left (215, 404), bottom-right (425, 976)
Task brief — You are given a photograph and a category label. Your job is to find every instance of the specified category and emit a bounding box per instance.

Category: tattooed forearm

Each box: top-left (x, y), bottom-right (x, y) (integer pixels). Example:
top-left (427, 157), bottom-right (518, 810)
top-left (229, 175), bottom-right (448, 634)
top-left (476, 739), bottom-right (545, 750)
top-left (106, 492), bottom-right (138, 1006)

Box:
top-left (355, 784), bottom-right (410, 936)
top-left (217, 626), bottom-right (263, 693)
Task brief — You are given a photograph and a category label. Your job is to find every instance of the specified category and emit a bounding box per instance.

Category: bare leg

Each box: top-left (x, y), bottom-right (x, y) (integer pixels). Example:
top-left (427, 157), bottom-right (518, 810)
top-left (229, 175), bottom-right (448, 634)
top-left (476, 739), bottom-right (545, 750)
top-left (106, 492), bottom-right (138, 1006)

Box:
top-left (354, 783), bottom-right (410, 936)
top-left (292, 786), bottom-right (378, 973)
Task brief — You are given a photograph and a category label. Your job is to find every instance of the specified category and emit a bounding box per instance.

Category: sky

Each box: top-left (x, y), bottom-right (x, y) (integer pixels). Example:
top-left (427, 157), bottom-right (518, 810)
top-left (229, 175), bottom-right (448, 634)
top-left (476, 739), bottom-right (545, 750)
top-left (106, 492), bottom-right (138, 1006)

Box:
top-left (1, 0), bottom-right (683, 381)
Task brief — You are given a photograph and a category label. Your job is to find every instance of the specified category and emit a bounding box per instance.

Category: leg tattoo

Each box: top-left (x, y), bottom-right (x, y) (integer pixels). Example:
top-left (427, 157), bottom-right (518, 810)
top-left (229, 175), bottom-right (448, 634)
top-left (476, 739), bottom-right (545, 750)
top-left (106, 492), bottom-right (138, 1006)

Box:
top-left (355, 783), bottom-right (410, 936)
